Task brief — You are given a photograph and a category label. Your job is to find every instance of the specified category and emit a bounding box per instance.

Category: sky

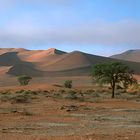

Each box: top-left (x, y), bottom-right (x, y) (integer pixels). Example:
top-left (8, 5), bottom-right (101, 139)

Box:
top-left (0, 0), bottom-right (140, 56)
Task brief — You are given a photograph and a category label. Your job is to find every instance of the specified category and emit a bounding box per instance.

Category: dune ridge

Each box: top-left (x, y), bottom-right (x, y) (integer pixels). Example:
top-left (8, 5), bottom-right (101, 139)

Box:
top-left (111, 49), bottom-right (140, 62)
top-left (0, 48), bottom-right (139, 77)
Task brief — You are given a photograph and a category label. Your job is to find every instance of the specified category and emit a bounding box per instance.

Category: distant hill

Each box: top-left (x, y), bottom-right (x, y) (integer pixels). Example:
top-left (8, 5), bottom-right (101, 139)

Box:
top-left (111, 50), bottom-right (140, 62)
top-left (0, 48), bottom-right (140, 77)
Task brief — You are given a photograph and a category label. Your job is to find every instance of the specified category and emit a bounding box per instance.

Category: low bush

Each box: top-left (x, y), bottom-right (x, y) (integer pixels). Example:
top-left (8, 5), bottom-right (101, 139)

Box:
top-left (66, 90), bottom-right (77, 100)
top-left (58, 89), bottom-right (66, 94)
top-left (64, 80), bottom-right (72, 88)
top-left (0, 93), bottom-right (31, 103)
top-left (23, 90), bottom-right (38, 95)
top-left (0, 95), bottom-right (13, 102)
top-left (17, 75), bottom-right (32, 86)
top-left (92, 92), bottom-right (100, 98)
top-left (11, 94), bottom-right (30, 104)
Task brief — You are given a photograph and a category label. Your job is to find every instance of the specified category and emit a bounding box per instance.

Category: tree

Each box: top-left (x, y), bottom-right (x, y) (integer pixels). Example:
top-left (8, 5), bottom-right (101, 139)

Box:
top-left (18, 75), bottom-right (32, 86)
top-left (91, 62), bottom-right (137, 98)
top-left (64, 80), bottom-right (72, 88)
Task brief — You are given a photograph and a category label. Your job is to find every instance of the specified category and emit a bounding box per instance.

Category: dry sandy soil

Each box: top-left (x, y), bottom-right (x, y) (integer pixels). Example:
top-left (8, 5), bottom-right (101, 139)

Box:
top-left (0, 84), bottom-right (140, 140)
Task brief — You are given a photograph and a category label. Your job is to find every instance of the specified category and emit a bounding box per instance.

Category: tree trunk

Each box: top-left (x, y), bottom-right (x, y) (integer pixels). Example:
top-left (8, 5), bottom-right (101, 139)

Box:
top-left (112, 83), bottom-right (115, 98)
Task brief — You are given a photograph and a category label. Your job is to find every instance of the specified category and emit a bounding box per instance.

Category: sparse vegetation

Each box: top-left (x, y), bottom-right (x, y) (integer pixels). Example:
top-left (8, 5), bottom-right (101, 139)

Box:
top-left (64, 80), bottom-right (72, 88)
top-left (17, 75), bottom-right (32, 86)
top-left (0, 91), bottom-right (34, 103)
top-left (91, 62), bottom-right (137, 98)
top-left (0, 87), bottom-right (140, 139)
top-left (66, 90), bottom-right (77, 100)
top-left (11, 94), bottom-right (31, 104)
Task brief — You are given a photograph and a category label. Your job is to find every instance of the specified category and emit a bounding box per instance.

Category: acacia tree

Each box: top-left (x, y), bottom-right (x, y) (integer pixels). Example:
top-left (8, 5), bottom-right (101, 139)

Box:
top-left (18, 75), bottom-right (32, 86)
top-left (91, 62), bottom-right (137, 98)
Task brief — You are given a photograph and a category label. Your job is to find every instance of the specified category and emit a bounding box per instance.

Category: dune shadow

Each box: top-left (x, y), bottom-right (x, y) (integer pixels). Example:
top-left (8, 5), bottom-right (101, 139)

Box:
top-left (0, 52), bottom-right (43, 76)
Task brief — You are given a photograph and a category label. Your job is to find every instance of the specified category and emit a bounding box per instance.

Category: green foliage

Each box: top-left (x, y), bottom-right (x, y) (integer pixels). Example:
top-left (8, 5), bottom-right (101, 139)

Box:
top-left (91, 62), bottom-right (137, 98)
top-left (64, 80), bottom-right (72, 88)
top-left (17, 75), bottom-right (32, 86)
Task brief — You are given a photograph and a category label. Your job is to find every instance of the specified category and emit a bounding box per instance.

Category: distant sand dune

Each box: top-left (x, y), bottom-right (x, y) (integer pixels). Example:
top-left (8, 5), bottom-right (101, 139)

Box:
top-left (0, 48), bottom-right (139, 78)
top-left (111, 50), bottom-right (140, 62)
top-left (18, 48), bottom-right (66, 62)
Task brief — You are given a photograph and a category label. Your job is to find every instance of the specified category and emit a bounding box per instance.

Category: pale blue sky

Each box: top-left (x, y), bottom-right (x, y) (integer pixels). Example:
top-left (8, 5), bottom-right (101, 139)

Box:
top-left (0, 0), bottom-right (140, 56)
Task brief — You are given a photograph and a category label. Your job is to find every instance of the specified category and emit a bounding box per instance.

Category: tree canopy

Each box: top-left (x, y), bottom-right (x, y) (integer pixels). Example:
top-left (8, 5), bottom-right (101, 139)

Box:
top-left (91, 62), bottom-right (137, 98)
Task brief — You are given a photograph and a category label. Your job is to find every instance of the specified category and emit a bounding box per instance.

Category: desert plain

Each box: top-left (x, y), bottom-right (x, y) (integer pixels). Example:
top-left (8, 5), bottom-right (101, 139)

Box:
top-left (0, 48), bottom-right (139, 140)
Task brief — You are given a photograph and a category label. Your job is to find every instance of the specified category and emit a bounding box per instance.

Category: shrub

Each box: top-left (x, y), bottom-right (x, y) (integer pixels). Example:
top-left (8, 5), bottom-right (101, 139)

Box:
top-left (92, 92), bottom-right (100, 98)
top-left (84, 89), bottom-right (95, 94)
top-left (0, 95), bottom-right (13, 102)
top-left (11, 95), bottom-right (30, 104)
top-left (23, 90), bottom-right (37, 95)
top-left (17, 75), bottom-right (32, 86)
top-left (64, 80), bottom-right (72, 88)
top-left (66, 90), bottom-right (77, 100)
top-left (15, 89), bottom-right (25, 94)
top-left (0, 94), bottom-right (31, 103)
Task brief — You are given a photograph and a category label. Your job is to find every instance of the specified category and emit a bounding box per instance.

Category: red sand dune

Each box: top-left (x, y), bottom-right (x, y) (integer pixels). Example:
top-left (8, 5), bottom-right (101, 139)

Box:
top-left (18, 48), bottom-right (66, 62)
top-left (0, 48), bottom-right (140, 78)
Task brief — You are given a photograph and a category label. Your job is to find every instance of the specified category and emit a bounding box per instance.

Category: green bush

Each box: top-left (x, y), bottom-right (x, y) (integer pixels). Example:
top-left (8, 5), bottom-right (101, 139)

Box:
top-left (17, 75), bottom-right (32, 86)
top-left (64, 80), bottom-right (72, 88)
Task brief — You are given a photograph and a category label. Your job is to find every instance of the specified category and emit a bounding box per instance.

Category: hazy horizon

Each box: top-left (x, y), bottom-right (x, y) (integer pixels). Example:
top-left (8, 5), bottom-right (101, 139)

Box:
top-left (0, 0), bottom-right (140, 56)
